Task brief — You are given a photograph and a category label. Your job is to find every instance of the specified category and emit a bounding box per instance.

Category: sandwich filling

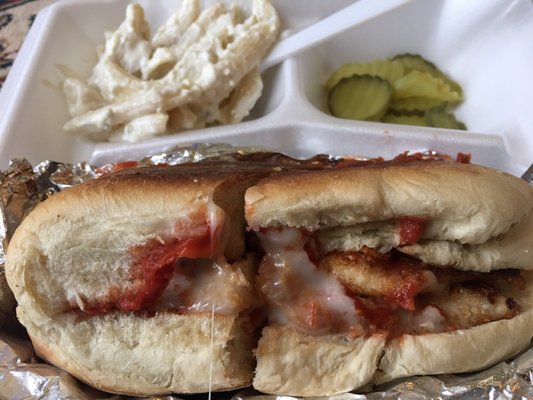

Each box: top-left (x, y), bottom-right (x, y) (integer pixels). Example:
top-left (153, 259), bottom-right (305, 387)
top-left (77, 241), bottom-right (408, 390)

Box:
top-left (66, 209), bottom-right (257, 319)
top-left (255, 226), bottom-right (525, 338)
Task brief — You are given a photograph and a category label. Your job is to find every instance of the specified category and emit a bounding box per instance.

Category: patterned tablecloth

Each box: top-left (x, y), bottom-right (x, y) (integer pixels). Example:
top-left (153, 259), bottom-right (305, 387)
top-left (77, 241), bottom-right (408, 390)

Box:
top-left (0, 0), bottom-right (54, 88)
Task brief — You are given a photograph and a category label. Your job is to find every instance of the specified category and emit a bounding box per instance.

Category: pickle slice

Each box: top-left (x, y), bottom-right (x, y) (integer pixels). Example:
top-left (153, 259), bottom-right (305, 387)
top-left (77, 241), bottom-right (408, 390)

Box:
top-left (393, 70), bottom-right (462, 102)
top-left (383, 113), bottom-right (428, 127)
top-left (392, 53), bottom-right (463, 99)
top-left (389, 97), bottom-right (447, 113)
top-left (325, 59), bottom-right (404, 92)
top-left (328, 75), bottom-right (392, 121)
top-left (424, 107), bottom-right (467, 130)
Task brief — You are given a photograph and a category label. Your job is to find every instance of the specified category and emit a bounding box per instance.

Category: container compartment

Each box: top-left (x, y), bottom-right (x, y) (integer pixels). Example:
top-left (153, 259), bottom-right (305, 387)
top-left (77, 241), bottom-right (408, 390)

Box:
top-left (0, 0), bottom-right (531, 178)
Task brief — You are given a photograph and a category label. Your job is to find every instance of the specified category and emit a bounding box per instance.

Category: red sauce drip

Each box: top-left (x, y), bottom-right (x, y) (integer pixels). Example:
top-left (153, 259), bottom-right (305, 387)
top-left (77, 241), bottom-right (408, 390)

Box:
top-left (124, 234), bottom-right (212, 311)
top-left (398, 217), bottom-right (426, 245)
top-left (353, 297), bottom-right (398, 333)
top-left (455, 152), bottom-right (471, 164)
top-left (83, 230), bottom-right (212, 315)
top-left (393, 151), bottom-right (432, 162)
top-left (96, 161), bottom-right (172, 176)
top-left (300, 299), bottom-right (354, 334)
top-left (96, 160), bottom-right (140, 176)
top-left (305, 301), bottom-right (320, 330)
top-left (387, 280), bottom-right (420, 311)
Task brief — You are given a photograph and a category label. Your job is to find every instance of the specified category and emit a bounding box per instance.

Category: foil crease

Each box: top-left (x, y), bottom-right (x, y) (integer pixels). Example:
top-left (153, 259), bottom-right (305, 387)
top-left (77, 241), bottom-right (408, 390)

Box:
top-left (0, 144), bottom-right (532, 399)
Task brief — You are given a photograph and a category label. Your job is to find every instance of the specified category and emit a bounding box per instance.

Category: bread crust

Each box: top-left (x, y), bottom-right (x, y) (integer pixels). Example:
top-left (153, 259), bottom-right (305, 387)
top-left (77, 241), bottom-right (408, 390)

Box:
top-left (374, 270), bottom-right (533, 383)
top-left (245, 161), bottom-right (533, 245)
top-left (18, 309), bottom-right (254, 395)
top-left (399, 211), bottom-right (533, 271)
top-left (253, 326), bottom-right (386, 396)
top-left (5, 161), bottom-right (274, 314)
top-left (248, 160), bottom-right (533, 396)
top-left (5, 161), bottom-right (272, 395)
top-left (253, 272), bottom-right (533, 396)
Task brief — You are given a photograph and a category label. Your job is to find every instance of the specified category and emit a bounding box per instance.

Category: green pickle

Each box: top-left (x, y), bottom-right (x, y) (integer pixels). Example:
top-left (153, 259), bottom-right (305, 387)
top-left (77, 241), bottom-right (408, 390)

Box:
top-left (383, 113), bottom-right (428, 127)
top-left (325, 52), bottom-right (467, 130)
top-left (392, 53), bottom-right (464, 98)
top-left (328, 75), bottom-right (392, 122)
top-left (393, 70), bottom-right (461, 102)
top-left (388, 97), bottom-right (447, 113)
top-left (325, 59), bottom-right (405, 92)
top-left (424, 107), bottom-right (467, 130)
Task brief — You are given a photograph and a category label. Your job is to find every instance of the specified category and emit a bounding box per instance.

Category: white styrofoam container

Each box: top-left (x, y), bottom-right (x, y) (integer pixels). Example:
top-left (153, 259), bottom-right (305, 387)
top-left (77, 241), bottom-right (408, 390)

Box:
top-left (0, 0), bottom-right (532, 176)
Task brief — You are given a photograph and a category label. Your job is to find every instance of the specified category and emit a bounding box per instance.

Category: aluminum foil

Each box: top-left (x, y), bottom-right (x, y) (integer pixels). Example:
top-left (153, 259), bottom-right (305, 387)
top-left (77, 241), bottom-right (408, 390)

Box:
top-left (0, 144), bottom-right (532, 400)
top-left (522, 163), bottom-right (533, 184)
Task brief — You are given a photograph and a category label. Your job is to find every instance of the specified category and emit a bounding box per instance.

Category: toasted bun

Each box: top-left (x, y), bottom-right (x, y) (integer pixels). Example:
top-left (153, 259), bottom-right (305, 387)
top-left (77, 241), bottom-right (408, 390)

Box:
top-left (374, 270), bottom-right (533, 384)
top-left (398, 211), bottom-right (533, 271)
top-left (5, 161), bottom-right (273, 395)
top-left (316, 221), bottom-right (400, 254)
top-left (247, 159), bottom-right (533, 396)
top-left (253, 326), bottom-right (386, 396)
top-left (17, 309), bottom-right (254, 395)
top-left (254, 272), bottom-right (533, 396)
top-left (6, 162), bottom-right (269, 315)
top-left (245, 161), bottom-right (533, 246)
top-left (318, 209), bottom-right (533, 272)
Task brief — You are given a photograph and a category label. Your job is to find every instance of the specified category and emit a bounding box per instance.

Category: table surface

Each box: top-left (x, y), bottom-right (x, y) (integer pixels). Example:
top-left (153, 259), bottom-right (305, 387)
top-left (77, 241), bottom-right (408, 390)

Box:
top-left (0, 0), bottom-right (53, 89)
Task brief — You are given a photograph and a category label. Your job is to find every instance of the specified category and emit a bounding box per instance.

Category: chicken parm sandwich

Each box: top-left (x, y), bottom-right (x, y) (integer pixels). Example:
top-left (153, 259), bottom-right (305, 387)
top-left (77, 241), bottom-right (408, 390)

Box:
top-left (4, 152), bottom-right (533, 397)
top-left (245, 158), bottom-right (533, 396)
top-left (4, 159), bottom-right (287, 396)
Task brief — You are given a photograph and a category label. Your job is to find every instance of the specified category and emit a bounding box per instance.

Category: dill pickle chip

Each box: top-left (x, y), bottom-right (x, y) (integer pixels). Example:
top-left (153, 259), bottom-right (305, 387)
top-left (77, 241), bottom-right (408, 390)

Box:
top-left (382, 113), bottom-right (428, 127)
top-left (325, 59), bottom-right (404, 92)
top-left (393, 70), bottom-right (462, 102)
top-left (392, 53), bottom-right (463, 99)
top-left (325, 54), bottom-right (467, 129)
top-left (328, 75), bottom-right (392, 121)
top-left (389, 97), bottom-right (447, 113)
top-left (424, 107), bottom-right (467, 130)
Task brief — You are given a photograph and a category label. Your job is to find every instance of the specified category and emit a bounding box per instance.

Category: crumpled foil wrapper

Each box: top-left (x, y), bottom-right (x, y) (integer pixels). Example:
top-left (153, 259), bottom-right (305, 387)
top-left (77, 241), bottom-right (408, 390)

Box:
top-left (1, 143), bottom-right (532, 399)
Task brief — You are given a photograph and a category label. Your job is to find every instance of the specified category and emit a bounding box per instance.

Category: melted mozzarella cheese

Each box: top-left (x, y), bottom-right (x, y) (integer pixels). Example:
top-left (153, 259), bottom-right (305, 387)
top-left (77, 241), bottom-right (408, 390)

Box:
top-left (158, 257), bottom-right (253, 315)
top-left (257, 228), bottom-right (364, 335)
top-left (207, 198), bottom-right (226, 256)
top-left (397, 305), bottom-right (449, 335)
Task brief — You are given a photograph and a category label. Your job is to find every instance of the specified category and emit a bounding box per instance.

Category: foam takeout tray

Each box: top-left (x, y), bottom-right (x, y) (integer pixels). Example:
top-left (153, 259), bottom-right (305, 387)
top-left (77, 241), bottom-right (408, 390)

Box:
top-left (0, 0), bottom-right (532, 176)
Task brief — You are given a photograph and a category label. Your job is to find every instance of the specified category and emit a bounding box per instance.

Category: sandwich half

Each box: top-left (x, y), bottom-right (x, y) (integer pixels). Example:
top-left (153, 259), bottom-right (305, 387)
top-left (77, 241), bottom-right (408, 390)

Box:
top-left (245, 158), bottom-right (533, 396)
top-left (5, 160), bottom-right (277, 396)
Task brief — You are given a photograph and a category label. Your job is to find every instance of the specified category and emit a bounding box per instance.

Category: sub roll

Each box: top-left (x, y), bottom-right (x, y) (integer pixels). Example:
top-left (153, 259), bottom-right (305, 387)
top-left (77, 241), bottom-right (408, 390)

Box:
top-left (5, 154), bottom-right (533, 397)
top-left (245, 159), bottom-right (533, 396)
top-left (5, 161), bottom-right (276, 396)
